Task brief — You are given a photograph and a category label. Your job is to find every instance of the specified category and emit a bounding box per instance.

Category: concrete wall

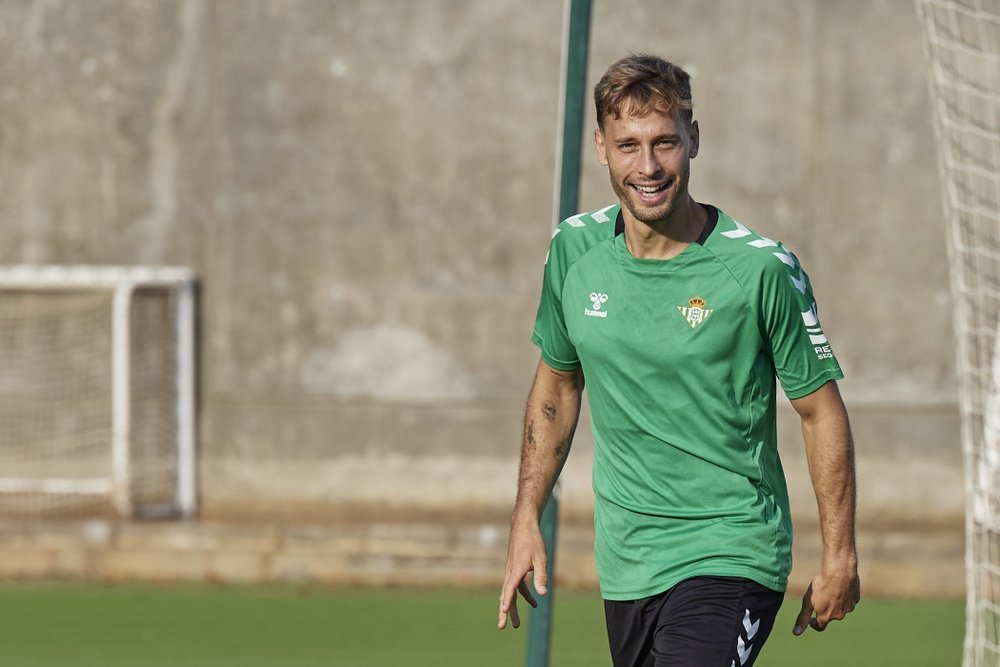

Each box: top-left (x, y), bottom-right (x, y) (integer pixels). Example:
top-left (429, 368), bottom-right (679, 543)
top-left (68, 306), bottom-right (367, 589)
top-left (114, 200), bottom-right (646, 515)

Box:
top-left (0, 0), bottom-right (960, 545)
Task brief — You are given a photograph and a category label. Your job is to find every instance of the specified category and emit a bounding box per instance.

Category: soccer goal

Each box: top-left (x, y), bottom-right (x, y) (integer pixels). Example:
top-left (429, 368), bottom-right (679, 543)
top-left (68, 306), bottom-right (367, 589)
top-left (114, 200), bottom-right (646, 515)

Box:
top-left (0, 266), bottom-right (197, 519)
top-left (916, 1), bottom-right (1000, 664)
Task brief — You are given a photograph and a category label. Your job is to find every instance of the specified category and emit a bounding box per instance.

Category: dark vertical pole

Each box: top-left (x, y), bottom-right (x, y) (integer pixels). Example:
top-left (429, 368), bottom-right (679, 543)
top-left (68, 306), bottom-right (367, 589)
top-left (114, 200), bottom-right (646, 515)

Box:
top-left (525, 1), bottom-right (592, 666)
top-left (552, 0), bottom-right (593, 227)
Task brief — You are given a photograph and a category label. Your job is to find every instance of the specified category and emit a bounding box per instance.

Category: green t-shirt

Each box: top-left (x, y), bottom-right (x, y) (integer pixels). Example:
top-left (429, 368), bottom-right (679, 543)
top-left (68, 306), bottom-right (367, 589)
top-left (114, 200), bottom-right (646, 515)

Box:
top-left (531, 204), bottom-right (843, 600)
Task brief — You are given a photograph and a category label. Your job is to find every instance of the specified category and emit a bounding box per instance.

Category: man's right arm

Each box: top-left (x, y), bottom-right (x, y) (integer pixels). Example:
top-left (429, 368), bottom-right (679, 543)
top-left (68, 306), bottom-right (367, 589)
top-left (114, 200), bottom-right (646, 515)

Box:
top-left (497, 357), bottom-right (584, 630)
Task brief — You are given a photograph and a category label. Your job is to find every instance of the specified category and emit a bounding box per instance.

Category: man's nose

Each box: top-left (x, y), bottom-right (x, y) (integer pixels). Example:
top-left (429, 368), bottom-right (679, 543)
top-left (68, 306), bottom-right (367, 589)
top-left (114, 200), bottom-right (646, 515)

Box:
top-left (638, 147), bottom-right (662, 177)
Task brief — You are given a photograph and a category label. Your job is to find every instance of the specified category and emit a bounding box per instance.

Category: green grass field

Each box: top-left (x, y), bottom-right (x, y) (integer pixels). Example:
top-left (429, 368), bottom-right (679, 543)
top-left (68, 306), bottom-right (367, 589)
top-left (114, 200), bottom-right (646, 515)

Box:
top-left (0, 581), bottom-right (963, 666)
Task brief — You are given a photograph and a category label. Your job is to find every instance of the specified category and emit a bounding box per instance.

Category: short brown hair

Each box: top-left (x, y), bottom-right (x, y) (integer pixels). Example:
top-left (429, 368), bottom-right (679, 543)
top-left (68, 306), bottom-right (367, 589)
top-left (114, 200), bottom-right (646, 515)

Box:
top-left (594, 54), bottom-right (693, 129)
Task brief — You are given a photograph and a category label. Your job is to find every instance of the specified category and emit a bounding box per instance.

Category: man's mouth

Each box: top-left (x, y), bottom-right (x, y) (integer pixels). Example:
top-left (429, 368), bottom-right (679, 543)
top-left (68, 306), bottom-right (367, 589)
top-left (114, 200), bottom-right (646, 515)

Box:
top-left (630, 181), bottom-right (672, 201)
top-left (632, 183), bottom-right (668, 194)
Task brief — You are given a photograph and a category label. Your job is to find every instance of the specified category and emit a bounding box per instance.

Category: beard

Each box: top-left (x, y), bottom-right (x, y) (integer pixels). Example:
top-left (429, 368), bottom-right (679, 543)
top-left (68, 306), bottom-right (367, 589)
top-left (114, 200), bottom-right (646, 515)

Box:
top-left (608, 159), bottom-right (691, 226)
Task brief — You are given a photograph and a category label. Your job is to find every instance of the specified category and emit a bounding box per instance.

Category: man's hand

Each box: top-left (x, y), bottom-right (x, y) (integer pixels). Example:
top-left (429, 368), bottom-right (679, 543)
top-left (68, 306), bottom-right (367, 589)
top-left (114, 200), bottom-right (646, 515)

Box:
top-left (497, 360), bottom-right (582, 631)
top-left (497, 520), bottom-right (547, 630)
top-left (793, 565), bottom-right (860, 635)
top-left (789, 382), bottom-right (859, 636)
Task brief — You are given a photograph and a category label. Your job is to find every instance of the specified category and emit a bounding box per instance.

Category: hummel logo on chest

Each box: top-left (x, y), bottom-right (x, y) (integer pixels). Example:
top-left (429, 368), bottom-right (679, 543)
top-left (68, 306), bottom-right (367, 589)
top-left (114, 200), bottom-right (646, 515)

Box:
top-left (585, 292), bottom-right (608, 318)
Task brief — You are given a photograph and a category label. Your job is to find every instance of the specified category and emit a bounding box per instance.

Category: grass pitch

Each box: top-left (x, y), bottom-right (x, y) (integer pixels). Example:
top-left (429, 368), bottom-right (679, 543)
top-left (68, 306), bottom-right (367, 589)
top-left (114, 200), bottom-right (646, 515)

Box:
top-left (0, 581), bottom-right (963, 666)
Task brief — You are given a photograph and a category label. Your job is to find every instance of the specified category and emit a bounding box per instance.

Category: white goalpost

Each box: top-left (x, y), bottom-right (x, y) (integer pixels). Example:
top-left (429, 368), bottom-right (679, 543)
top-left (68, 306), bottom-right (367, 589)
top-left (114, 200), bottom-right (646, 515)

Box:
top-left (916, 1), bottom-right (1000, 664)
top-left (0, 266), bottom-right (197, 519)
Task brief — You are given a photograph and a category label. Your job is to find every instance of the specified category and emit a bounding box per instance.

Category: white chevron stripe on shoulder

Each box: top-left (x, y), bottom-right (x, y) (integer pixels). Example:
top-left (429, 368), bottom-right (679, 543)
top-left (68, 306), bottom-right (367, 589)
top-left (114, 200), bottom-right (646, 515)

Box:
top-left (545, 228), bottom-right (560, 264)
top-left (565, 213), bottom-right (587, 227)
top-left (789, 269), bottom-right (806, 295)
top-left (772, 249), bottom-right (797, 269)
top-left (722, 220), bottom-right (753, 238)
top-left (591, 204), bottom-right (617, 223)
top-left (748, 237), bottom-right (778, 248)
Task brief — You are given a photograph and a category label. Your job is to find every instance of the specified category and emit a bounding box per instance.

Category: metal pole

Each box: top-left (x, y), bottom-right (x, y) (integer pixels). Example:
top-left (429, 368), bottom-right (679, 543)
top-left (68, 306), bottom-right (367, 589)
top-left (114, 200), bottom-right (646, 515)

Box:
top-left (527, 1), bottom-right (592, 665)
top-left (111, 283), bottom-right (134, 517)
top-left (550, 0), bottom-right (593, 231)
top-left (176, 279), bottom-right (197, 518)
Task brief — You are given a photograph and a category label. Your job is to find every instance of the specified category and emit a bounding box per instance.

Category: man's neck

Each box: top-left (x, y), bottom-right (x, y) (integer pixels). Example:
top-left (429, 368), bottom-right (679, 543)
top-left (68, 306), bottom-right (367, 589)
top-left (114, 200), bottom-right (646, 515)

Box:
top-left (623, 197), bottom-right (706, 260)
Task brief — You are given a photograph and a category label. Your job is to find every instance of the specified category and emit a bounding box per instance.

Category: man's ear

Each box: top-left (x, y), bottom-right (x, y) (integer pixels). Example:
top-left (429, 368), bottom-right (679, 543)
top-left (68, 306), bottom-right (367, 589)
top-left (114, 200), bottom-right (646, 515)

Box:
top-left (688, 120), bottom-right (700, 159)
top-left (594, 128), bottom-right (609, 166)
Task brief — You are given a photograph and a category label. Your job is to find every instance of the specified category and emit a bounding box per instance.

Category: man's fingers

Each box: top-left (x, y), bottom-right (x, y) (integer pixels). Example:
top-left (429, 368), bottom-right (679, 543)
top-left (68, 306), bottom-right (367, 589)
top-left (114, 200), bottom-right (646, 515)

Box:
top-left (518, 580), bottom-right (538, 608)
top-left (497, 592), bottom-right (522, 630)
top-left (498, 570), bottom-right (521, 629)
top-left (499, 577), bottom-right (516, 614)
top-left (793, 610), bottom-right (813, 636)
top-left (498, 565), bottom-right (542, 630)
top-left (498, 587), bottom-right (511, 629)
top-left (496, 525), bottom-right (548, 631)
top-left (793, 586), bottom-right (814, 636)
top-left (534, 559), bottom-right (548, 595)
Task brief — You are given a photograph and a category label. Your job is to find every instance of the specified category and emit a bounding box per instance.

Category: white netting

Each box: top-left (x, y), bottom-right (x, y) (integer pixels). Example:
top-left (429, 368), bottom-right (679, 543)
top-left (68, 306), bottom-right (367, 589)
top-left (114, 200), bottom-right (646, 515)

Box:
top-left (0, 291), bottom-right (115, 516)
top-left (129, 288), bottom-right (181, 512)
top-left (0, 271), bottom-right (195, 519)
top-left (917, 1), bottom-right (1000, 664)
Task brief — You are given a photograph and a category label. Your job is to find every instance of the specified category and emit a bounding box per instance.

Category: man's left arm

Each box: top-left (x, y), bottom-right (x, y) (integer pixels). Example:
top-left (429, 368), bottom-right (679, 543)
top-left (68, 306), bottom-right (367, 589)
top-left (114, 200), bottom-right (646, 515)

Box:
top-left (789, 380), bottom-right (860, 636)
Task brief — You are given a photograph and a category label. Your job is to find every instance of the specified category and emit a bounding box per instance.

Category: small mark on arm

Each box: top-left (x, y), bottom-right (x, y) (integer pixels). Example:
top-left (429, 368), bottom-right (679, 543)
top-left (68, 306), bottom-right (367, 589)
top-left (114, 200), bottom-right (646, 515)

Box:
top-left (541, 401), bottom-right (557, 422)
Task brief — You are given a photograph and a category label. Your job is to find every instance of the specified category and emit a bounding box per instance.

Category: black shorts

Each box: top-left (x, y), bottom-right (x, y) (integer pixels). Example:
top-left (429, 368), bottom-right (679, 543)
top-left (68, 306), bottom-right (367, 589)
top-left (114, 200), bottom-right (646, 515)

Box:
top-left (604, 576), bottom-right (784, 667)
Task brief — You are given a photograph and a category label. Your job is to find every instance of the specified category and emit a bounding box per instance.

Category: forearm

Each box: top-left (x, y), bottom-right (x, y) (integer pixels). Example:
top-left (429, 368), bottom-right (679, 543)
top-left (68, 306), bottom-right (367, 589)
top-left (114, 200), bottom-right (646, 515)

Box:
top-left (789, 382), bottom-right (861, 634)
top-left (801, 402), bottom-right (857, 568)
top-left (511, 364), bottom-right (583, 525)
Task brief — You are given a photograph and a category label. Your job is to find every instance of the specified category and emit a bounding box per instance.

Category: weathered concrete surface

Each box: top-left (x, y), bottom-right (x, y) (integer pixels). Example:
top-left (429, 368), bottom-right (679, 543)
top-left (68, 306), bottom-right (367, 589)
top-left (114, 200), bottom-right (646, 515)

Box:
top-left (0, 0), bottom-right (966, 592)
top-left (0, 517), bottom-right (964, 597)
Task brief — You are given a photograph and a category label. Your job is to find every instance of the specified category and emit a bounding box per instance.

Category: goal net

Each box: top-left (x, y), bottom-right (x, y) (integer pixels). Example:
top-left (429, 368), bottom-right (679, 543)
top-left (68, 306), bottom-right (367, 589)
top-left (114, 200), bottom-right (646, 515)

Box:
top-left (916, 1), bottom-right (1000, 664)
top-left (0, 266), bottom-right (197, 519)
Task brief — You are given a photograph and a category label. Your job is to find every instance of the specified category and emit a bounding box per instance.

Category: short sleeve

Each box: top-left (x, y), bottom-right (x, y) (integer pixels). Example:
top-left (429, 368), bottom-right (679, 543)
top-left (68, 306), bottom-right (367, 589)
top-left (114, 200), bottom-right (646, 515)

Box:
top-left (531, 229), bottom-right (581, 371)
top-left (760, 246), bottom-right (844, 399)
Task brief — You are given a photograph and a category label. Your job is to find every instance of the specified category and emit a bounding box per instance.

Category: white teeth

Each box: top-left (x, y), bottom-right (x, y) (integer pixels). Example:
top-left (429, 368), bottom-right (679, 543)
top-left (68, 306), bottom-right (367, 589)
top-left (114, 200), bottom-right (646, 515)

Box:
top-left (635, 184), bottom-right (666, 194)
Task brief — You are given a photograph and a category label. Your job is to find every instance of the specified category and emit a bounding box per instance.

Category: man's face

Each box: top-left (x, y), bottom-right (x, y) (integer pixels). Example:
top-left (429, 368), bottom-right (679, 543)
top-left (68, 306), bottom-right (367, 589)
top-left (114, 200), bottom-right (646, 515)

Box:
top-left (594, 104), bottom-right (699, 225)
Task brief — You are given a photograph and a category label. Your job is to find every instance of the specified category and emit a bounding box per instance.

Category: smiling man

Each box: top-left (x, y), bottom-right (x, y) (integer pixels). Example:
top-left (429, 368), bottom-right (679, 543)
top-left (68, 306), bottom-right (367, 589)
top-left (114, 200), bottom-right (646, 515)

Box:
top-left (497, 54), bottom-right (860, 667)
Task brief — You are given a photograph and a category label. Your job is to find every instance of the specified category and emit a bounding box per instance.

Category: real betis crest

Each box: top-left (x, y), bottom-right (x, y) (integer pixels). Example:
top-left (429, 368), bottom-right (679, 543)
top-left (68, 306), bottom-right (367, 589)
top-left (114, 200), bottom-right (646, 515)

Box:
top-left (677, 296), bottom-right (713, 329)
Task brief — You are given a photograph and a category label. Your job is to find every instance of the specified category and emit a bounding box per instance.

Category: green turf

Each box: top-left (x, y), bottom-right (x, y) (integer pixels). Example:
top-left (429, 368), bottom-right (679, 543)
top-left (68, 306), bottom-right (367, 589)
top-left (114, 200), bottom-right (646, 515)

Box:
top-left (0, 581), bottom-right (964, 666)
